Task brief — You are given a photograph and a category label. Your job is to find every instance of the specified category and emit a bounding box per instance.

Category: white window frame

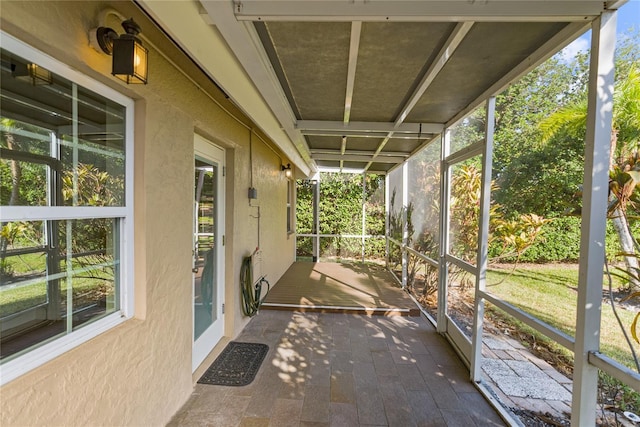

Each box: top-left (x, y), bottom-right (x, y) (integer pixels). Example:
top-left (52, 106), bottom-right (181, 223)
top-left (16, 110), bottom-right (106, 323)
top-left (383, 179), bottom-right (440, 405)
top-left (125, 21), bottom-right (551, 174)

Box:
top-left (0, 32), bottom-right (135, 385)
top-left (287, 179), bottom-right (294, 234)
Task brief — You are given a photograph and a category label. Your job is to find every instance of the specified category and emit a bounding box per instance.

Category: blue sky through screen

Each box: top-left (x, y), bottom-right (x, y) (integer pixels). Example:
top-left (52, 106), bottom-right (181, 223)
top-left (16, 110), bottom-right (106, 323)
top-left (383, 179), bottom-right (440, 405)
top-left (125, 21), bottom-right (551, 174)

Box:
top-left (618, 1), bottom-right (639, 33)
top-left (560, 1), bottom-right (639, 60)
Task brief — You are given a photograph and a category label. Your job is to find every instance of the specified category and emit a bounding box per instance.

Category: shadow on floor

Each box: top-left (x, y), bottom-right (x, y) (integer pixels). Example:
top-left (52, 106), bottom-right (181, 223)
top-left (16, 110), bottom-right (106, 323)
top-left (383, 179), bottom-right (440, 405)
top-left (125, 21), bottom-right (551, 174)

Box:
top-left (170, 310), bottom-right (507, 426)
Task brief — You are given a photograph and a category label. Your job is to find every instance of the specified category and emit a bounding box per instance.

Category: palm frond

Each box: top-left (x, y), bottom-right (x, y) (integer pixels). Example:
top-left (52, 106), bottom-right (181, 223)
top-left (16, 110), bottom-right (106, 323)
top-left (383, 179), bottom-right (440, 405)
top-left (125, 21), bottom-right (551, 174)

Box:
top-left (539, 100), bottom-right (588, 143)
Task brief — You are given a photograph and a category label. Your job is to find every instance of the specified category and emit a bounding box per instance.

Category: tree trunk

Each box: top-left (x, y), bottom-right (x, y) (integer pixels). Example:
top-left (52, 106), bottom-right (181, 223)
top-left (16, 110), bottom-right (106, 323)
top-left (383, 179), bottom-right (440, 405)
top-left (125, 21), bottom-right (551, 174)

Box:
top-left (611, 207), bottom-right (640, 288)
top-left (607, 127), bottom-right (640, 288)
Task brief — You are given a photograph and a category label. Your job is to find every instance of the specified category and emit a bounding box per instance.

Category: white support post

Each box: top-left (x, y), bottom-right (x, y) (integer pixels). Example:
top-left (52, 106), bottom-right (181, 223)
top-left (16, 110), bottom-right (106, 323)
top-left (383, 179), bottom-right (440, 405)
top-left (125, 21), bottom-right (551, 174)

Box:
top-left (437, 129), bottom-right (451, 333)
top-left (385, 173), bottom-right (390, 267)
top-left (362, 172), bottom-right (366, 263)
top-left (471, 97), bottom-right (496, 382)
top-left (401, 161), bottom-right (409, 289)
top-left (572, 10), bottom-right (617, 427)
top-left (313, 177), bottom-right (320, 262)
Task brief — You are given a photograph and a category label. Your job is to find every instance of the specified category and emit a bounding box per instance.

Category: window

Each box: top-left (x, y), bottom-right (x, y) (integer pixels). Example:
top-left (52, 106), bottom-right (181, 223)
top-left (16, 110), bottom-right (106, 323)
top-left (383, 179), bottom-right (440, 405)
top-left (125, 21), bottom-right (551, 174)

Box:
top-left (287, 179), bottom-right (294, 234)
top-left (0, 33), bottom-right (134, 384)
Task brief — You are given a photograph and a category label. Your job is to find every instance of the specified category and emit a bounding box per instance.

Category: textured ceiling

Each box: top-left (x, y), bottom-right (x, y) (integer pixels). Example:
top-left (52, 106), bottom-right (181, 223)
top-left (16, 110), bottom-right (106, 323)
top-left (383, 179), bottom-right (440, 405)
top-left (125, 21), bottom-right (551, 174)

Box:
top-left (198, 1), bottom-right (607, 174)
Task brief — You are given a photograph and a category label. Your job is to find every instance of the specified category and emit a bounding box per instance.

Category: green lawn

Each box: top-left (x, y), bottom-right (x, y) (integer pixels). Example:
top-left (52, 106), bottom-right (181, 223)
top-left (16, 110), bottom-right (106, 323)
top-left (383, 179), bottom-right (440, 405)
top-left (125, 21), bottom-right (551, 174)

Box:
top-left (486, 264), bottom-right (640, 371)
top-left (0, 253), bottom-right (115, 317)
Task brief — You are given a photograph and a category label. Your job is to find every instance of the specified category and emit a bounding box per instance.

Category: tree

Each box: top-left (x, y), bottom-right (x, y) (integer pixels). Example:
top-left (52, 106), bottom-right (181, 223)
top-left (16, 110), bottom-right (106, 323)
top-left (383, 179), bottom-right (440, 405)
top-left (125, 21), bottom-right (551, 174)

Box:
top-left (540, 64), bottom-right (640, 286)
top-left (492, 55), bottom-right (588, 218)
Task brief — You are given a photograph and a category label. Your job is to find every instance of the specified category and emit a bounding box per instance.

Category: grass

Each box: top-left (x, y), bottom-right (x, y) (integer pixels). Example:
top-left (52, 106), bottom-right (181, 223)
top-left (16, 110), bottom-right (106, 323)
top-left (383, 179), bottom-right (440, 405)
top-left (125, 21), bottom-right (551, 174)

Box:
top-left (1, 252), bottom-right (46, 278)
top-left (0, 253), bottom-right (115, 317)
top-left (486, 263), bottom-right (640, 371)
top-left (0, 277), bottom-right (114, 317)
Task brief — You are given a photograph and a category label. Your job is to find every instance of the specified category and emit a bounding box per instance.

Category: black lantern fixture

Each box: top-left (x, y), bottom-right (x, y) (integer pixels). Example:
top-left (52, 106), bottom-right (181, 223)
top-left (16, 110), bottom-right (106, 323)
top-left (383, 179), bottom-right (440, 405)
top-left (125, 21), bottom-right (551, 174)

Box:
top-left (281, 163), bottom-right (292, 178)
top-left (11, 62), bottom-right (53, 85)
top-left (91, 17), bottom-right (148, 84)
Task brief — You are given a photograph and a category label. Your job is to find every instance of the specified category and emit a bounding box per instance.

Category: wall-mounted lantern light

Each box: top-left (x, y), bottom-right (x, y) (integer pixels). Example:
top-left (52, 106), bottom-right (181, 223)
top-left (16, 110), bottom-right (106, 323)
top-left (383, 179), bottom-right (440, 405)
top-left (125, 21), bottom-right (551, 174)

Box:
top-left (90, 17), bottom-right (148, 84)
top-left (281, 163), bottom-right (292, 178)
top-left (11, 62), bottom-right (52, 85)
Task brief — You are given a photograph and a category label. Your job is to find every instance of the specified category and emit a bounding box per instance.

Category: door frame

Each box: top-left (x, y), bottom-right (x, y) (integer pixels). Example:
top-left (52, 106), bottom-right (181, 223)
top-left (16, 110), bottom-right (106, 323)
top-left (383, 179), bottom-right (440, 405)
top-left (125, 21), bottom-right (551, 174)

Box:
top-left (192, 134), bottom-right (225, 372)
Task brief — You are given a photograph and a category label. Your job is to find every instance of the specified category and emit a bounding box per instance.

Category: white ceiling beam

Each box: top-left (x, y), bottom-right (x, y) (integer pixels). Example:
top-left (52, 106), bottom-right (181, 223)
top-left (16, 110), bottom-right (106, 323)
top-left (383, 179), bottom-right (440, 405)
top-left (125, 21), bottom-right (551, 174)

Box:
top-left (447, 21), bottom-right (590, 128)
top-left (365, 21), bottom-right (472, 170)
top-left (396, 21), bottom-right (474, 125)
top-left (315, 166), bottom-right (388, 175)
top-left (314, 153), bottom-right (406, 163)
top-left (311, 149), bottom-right (410, 157)
top-left (344, 21), bottom-right (362, 124)
top-left (233, 1), bottom-right (605, 22)
top-left (363, 134), bottom-right (392, 171)
top-left (297, 120), bottom-right (444, 134)
top-left (302, 130), bottom-right (432, 139)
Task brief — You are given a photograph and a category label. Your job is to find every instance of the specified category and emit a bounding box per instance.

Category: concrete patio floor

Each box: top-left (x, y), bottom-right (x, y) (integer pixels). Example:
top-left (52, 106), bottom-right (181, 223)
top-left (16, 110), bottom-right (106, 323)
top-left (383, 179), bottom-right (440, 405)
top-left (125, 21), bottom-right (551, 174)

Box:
top-left (169, 310), bottom-right (507, 426)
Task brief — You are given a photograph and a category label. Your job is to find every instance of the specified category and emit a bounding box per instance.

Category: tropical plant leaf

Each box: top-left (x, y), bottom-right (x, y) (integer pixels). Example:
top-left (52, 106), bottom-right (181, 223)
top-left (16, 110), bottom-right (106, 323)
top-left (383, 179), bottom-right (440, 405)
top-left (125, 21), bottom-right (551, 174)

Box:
top-left (621, 291), bottom-right (640, 302)
top-left (631, 312), bottom-right (640, 345)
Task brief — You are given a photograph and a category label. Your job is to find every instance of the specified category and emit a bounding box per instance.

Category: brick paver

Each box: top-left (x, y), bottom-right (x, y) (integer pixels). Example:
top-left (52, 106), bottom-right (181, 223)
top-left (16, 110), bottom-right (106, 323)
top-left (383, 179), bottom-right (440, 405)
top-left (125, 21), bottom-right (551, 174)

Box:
top-left (169, 311), bottom-right (507, 426)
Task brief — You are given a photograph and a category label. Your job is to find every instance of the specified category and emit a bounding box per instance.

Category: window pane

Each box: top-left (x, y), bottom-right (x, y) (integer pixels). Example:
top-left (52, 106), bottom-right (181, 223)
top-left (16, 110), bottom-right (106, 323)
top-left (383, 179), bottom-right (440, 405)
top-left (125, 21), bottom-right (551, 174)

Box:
top-left (1, 48), bottom-right (126, 208)
top-left (364, 174), bottom-right (385, 236)
top-left (449, 103), bottom-right (485, 154)
top-left (449, 156), bottom-right (482, 264)
top-left (0, 221), bottom-right (49, 318)
top-left (364, 238), bottom-right (385, 264)
top-left (296, 236), bottom-right (314, 261)
top-left (59, 218), bottom-right (119, 331)
top-left (408, 139), bottom-right (440, 259)
top-left (447, 264), bottom-right (476, 338)
top-left (319, 236), bottom-right (361, 262)
top-left (0, 279), bottom-right (48, 318)
top-left (388, 167), bottom-right (404, 241)
top-left (388, 240), bottom-right (402, 283)
top-left (364, 174), bottom-right (385, 263)
top-left (287, 180), bottom-right (292, 233)
top-left (1, 218), bottom-right (119, 362)
top-left (59, 135), bottom-right (125, 207)
top-left (319, 172), bottom-right (362, 236)
top-left (0, 119), bottom-right (53, 156)
top-left (295, 180), bottom-right (314, 234)
top-left (407, 253), bottom-right (438, 320)
top-left (0, 220), bottom-right (46, 278)
top-left (0, 158), bottom-right (50, 206)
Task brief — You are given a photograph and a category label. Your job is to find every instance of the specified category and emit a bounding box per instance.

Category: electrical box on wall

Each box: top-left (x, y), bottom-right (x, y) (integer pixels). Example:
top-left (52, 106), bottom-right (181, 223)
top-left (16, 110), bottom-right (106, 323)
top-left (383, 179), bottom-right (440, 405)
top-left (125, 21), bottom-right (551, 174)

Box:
top-left (248, 187), bottom-right (258, 199)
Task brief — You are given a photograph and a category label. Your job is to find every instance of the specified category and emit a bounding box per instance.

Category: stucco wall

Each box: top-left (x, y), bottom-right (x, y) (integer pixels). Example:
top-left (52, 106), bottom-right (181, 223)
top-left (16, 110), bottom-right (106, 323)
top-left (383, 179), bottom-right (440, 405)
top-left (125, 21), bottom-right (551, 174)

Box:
top-left (0, 1), bottom-right (295, 425)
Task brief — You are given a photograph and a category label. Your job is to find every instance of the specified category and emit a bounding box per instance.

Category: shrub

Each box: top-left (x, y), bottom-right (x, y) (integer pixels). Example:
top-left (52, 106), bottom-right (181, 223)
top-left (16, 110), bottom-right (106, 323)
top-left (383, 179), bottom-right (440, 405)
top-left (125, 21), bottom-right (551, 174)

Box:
top-left (489, 216), bottom-right (581, 263)
top-left (489, 216), bottom-right (640, 263)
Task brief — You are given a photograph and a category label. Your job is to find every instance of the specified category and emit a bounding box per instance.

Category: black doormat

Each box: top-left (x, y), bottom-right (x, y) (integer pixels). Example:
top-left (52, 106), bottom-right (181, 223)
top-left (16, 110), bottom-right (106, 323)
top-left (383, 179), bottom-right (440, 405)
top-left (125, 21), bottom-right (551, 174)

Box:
top-left (197, 341), bottom-right (269, 386)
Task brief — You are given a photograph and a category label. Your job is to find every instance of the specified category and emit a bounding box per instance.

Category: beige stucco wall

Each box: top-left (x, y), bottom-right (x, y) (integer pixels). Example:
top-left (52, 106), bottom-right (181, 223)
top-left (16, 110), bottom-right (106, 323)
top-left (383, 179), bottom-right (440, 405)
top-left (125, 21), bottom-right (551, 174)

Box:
top-left (0, 1), bottom-right (295, 425)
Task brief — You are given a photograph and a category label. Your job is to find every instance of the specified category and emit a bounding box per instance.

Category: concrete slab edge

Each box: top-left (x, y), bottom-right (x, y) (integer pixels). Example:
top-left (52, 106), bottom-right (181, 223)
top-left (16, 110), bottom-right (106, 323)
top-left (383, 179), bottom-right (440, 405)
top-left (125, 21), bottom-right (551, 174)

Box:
top-left (476, 381), bottom-right (524, 427)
